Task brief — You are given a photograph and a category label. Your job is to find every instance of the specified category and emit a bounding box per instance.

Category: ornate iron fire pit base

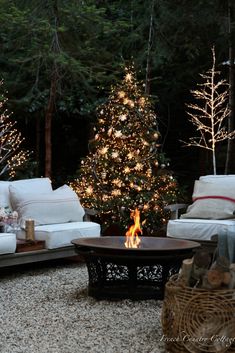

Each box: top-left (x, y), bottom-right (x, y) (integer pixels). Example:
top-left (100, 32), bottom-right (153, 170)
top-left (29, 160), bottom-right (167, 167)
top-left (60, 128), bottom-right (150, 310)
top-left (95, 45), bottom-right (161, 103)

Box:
top-left (72, 237), bottom-right (200, 300)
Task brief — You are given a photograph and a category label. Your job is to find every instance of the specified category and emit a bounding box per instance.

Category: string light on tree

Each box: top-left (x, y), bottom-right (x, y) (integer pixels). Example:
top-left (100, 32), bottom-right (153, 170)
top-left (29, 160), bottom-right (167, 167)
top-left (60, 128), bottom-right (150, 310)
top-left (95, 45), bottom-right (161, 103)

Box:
top-left (182, 47), bottom-right (235, 175)
top-left (0, 81), bottom-right (29, 179)
top-left (71, 66), bottom-right (178, 233)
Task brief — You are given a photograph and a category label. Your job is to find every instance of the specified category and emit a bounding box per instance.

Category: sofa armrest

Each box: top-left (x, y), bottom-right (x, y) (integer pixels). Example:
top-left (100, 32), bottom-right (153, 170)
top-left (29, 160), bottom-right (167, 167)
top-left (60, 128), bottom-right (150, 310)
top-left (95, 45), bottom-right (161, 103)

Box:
top-left (83, 208), bottom-right (98, 221)
top-left (164, 203), bottom-right (188, 220)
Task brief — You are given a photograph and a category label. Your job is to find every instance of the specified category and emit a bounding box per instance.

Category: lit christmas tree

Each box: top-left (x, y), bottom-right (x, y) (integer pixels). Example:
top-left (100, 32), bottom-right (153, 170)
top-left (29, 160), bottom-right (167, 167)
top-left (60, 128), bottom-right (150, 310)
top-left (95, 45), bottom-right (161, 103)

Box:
top-left (71, 67), bottom-right (178, 234)
top-left (0, 81), bottom-right (29, 179)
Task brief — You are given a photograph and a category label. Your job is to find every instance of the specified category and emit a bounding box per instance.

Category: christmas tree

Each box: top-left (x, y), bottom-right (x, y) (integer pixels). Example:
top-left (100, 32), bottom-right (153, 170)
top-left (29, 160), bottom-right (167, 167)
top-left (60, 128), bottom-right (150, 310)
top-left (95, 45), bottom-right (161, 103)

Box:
top-left (71, 66), bottom-right (178, 234)
top-left (0, 81), bottom-right (29, 179)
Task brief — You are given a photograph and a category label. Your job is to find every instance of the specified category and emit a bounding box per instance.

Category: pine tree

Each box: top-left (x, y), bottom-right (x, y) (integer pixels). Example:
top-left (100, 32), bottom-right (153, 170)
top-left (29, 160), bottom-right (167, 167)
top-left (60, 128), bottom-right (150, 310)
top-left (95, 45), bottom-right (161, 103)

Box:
top-left (0, 81), bottom-right (29, 179)
top-left (71, 66), bottom-right (178, 234)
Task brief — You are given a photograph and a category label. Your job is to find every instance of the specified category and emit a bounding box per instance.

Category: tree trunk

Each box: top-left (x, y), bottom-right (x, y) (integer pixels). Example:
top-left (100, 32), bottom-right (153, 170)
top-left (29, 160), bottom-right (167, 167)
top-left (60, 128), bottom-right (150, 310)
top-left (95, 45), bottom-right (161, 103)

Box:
top-left (145, 0), bottom-right (155, 94)
top-left (225, 0), bottom-right (235, 174)
top-left (45, 73), bottom-right (57, 178)
top-left (44, 0), bottom-right (59, 178)
top-left (35, 113), bottom-right (41, 176)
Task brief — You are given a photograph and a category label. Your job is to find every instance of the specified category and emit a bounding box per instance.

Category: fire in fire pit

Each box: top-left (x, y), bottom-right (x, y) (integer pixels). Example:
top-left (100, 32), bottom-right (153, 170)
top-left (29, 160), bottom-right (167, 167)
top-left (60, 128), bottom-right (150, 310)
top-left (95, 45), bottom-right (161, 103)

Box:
top-left (125, 208), bottom-right (142, 248)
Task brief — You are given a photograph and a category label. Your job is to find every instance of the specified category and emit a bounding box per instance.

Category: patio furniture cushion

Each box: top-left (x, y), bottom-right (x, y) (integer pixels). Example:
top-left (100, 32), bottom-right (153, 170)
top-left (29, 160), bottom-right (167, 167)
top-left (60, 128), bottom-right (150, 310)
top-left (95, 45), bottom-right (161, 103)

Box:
top-left (167, 218), bottom-right (235, 241)
top-left (200, 174), bottom-right (235, 183)
top-left (17, 221), bottom-right (101, 249)
top-left (0, 233), bottom-right (16, 254)
top-left (181, 180), bottom-right (235, 220)
top-left (9, 184), bottom-right (85, 227)
top-left (0, 178), bottom-right (52, 210)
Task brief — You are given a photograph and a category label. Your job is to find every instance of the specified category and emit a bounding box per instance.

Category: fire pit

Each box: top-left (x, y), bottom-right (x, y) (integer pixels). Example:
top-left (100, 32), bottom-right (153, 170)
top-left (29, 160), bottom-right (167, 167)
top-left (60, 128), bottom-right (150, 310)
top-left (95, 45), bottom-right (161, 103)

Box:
top-left (71, 236), bottom-right (200, 300)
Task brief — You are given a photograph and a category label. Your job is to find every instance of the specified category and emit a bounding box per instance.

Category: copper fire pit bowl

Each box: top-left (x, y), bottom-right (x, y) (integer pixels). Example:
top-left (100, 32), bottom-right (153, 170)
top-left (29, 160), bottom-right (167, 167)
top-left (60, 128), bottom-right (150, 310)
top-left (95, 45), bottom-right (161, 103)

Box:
top-left (72, 237), bottom-right (200, 300)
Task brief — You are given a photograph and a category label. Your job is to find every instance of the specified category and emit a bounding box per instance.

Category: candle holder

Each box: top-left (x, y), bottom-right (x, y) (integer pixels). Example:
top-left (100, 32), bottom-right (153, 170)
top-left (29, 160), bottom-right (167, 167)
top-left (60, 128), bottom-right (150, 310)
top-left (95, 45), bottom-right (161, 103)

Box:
top-left (25, 219), bottom-right (35, 241)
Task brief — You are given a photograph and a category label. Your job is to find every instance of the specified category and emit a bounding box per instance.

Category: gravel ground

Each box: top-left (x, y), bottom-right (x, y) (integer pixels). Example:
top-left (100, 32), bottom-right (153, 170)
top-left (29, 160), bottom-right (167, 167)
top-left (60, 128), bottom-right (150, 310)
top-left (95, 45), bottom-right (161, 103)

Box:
top-left (0, 261), bottom-right (166, 353)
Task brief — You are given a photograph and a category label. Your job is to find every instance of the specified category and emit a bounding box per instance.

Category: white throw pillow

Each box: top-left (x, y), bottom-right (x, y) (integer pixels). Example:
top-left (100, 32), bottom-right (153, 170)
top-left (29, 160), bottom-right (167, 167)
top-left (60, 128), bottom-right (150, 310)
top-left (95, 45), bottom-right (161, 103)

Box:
top-left (0, 181), bottom-right (11, 208)
top-left (181, 180), bottom-right (235, 220)
top-left (9, 184), bottom-right (85, 227)
top-left (0, 178), bottom-right (52, 210)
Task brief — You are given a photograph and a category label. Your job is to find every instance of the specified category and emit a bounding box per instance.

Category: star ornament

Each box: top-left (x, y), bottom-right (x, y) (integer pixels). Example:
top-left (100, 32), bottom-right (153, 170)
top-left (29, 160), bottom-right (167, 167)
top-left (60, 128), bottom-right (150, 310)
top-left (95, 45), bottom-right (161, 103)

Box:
top-left (112, 189), bottom-right (121, 196)
top-left (86, 186), bottom-right (93, 195)
top-left (111, 151), bottom-right (119, 159)
top-left (120, 114), bottom-right (127, 121)
top-left (125, 73), bottom-right (132, 82)
top-left (118, 91), bottom-right (125, 98)
top-left (99, 147), bottom-right (108, 155)
top-left (112, 178), bottom-right (122, 187)
top-left (124, 166), bottom-right (131, 174)
top-left (134, 163), bottom-right (143, 171)
top-left (114, 130), bottom-right (122, 138)
top-left (127, 152), bottom-right (134, 159)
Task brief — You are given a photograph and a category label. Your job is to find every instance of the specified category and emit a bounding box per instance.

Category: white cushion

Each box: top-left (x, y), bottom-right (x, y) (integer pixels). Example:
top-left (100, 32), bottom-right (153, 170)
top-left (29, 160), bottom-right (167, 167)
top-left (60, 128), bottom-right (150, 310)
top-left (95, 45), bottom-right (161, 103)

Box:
top-left (9, 184), bottom-right (85, 227)
top-left (0, 233), bottom-right (16, 254)
top-left (0, 178), bottom-right (52, 210)
top-left (167, 218), bottom-right (235, 241)
top-left (0, 181), bottom-right (11, 208)
top-left (181, 180), bottom-right (235, 219)
top-left (17, 221), bottom-right (101, 249)
top-left (9, 178), bottom-right (52, 210)
top-left (200, 175), bottom-right (235, 183)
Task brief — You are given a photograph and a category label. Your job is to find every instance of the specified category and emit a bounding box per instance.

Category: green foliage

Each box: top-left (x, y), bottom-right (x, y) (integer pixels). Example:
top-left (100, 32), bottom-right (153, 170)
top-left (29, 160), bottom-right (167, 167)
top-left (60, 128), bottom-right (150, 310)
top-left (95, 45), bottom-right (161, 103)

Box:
top-left (0, 0), bottom-right (232, 184)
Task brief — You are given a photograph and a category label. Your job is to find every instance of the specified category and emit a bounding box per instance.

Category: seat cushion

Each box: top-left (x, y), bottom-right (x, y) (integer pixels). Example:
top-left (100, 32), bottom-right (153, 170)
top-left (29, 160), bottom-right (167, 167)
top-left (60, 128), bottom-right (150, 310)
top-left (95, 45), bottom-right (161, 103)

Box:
top-left (0, 233), bottom-right (16, 254)
top-left (167, 218), bottom-right (235, 241)
top-left (17, 221), bottom-right (101, 249)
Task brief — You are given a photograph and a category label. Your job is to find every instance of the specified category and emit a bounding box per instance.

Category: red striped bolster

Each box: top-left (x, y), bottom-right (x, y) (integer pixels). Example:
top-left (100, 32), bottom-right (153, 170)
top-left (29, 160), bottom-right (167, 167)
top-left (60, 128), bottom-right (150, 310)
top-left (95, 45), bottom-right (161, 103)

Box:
top-left (193, 195), bottom-right (235, 203)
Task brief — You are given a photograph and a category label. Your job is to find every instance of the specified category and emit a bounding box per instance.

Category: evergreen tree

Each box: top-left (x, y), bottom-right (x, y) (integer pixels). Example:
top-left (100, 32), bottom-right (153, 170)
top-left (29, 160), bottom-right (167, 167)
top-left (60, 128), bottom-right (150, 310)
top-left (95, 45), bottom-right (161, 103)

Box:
top-left (71, 67), bottom-right (178, 234)
top-left (0, 81), bottom-right (29, 179)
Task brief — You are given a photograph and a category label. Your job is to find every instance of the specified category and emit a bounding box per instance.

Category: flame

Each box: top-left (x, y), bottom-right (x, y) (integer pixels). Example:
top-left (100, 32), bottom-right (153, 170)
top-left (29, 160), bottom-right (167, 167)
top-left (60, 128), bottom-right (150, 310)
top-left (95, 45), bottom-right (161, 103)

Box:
top-left (125, 208), bottom-right (142, 248)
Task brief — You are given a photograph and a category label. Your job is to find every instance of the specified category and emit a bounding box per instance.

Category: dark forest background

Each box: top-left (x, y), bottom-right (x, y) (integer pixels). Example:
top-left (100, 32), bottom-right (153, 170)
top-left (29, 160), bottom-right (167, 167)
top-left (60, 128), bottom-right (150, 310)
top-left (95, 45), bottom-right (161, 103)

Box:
top-left (1, 0), bottom-right (234, 197)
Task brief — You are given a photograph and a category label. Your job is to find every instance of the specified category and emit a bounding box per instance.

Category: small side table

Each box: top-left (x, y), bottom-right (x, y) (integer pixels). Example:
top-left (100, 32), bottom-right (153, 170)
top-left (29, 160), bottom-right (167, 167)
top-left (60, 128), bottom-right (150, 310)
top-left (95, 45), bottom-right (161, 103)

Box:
top-left (16, 239), bottom-right (45, 253)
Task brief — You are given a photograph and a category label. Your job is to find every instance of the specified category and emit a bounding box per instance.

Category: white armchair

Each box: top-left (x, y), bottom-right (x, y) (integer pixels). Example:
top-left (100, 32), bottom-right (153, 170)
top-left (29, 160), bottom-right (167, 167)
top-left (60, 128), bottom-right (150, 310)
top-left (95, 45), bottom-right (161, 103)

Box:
top-left (166, 175), bottom-right (235, 260)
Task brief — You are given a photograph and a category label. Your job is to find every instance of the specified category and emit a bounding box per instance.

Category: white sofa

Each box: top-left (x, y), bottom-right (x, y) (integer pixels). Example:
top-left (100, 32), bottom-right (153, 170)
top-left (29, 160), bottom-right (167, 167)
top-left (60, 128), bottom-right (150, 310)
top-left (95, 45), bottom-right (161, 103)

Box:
top-left (166, 175), bottom-right (235, 261)
top-left (0, 178), bottom-right (100, 266)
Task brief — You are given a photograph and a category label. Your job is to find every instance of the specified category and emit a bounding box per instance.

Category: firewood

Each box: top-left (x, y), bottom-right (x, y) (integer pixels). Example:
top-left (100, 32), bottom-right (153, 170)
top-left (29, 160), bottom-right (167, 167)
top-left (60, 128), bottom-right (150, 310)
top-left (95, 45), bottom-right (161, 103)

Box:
top-left (223, 271), bottom-right (232, 286)
top-left (194, 251), bottom-right (212, 268)
top-left (178, 258), bottom-right (193, 286)
top-left (229, 263), bottom-right (235, 289)
top-left (210, 256), bottom-right (230, 272)
top-left (190, 251), bottom-right (211, 287)
top-left (207, 269), bottom-right (224, 289)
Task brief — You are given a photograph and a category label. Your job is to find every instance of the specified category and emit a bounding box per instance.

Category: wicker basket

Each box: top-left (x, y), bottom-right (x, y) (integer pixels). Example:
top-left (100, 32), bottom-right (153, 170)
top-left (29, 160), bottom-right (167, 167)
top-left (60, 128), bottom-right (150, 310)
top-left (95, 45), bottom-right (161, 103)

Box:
top-left (161, 275), bottom-right (235, 353)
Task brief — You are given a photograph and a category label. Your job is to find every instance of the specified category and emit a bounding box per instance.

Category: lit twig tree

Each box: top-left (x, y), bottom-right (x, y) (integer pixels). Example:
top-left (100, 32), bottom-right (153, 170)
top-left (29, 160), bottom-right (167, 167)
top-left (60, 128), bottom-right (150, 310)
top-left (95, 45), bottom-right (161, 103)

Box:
top-left (71, 66), bottom-right (178, 234)
top-left (0, 81), bottom-right (29, 179)
top-left (182, 47), bottom-right (235, 175)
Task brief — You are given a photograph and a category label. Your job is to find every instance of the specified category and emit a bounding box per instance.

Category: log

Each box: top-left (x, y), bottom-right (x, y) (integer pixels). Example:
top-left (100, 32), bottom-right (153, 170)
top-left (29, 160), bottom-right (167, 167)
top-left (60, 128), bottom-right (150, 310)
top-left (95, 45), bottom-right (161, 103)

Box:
top-left (229, 263), bottom-right (235, 289)
top-left (207, 269), bottom-right (224, 288)
top-left (190, 251), bottom-right (211, 287)
top-left (178, 258), bottom-right (193, 286)
top-left (210, 256), bottom-right (230, 272)
top-left (202, 268), bottom-right (232, 290)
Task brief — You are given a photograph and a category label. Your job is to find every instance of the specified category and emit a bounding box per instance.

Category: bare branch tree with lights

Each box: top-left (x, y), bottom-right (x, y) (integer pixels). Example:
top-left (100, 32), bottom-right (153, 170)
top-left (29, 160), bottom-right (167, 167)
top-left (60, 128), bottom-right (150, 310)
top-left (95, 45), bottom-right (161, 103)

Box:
top-left (71, 66), bottom-right (178, 234)
top-left (0, 81), bottom-right (29, 179)
top-left (182, 47), bottom-right (235, 175)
